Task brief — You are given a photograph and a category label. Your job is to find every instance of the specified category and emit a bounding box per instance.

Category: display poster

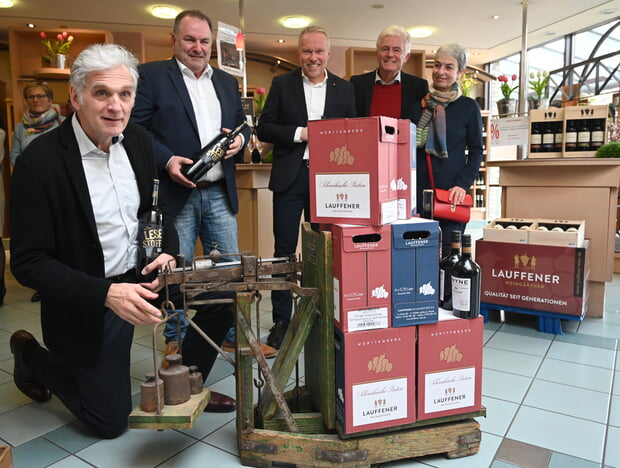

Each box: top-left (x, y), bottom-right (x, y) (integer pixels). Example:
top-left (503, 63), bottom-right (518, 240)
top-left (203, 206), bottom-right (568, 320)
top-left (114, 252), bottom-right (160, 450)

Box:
top-left (490, 116), bottom-right (529, 147)
top-left (217, 21), bottom-right (243, 77)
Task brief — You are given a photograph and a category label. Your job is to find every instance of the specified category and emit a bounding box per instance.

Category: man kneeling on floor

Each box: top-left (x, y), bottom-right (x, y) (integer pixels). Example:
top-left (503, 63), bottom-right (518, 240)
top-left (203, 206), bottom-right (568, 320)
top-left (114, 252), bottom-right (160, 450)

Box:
top-left (9, 43), bottom-right (235, 439)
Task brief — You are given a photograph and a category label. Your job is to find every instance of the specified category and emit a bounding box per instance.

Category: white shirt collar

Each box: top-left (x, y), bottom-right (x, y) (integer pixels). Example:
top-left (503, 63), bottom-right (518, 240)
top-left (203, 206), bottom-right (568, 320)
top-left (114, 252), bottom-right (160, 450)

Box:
top-left (71, 113), bottom-right (124, 157)
top-left (175, 57), bottom-right (213, 80)
top-left (375, 69), bottom-right (401, 85)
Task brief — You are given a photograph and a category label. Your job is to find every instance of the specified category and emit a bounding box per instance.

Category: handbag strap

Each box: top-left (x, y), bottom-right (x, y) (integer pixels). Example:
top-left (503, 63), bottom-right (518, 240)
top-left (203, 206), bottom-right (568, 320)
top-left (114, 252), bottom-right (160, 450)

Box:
top-left (425, 152), bottom-right (436, 190)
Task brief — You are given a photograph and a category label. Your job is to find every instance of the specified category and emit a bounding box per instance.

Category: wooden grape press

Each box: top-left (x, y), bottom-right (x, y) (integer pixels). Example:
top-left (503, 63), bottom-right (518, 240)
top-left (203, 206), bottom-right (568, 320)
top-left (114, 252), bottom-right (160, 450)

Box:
top-left (129, 223), bottom-right (485, 467)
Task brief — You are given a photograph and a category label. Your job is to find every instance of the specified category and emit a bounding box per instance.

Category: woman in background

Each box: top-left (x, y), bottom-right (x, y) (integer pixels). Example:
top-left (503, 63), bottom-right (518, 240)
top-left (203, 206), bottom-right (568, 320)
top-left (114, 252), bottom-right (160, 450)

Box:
top-left (415, 43), bottom-right (483, 256)
top-left (10, 82), bottom-right (64, 166)
top-left (10, 82), bottom-right (64, 302)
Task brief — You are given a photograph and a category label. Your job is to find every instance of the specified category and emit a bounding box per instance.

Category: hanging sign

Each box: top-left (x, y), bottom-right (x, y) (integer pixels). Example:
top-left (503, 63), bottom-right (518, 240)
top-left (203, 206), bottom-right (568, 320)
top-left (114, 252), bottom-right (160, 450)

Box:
top-left (217, 21), bottom-right (243, 77)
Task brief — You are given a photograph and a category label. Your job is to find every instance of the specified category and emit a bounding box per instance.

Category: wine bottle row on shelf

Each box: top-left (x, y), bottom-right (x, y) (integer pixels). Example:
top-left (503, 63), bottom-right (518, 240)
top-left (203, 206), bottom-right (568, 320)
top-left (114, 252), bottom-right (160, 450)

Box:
top-left (474, 193), bottom-right (485, 208)
top-left (565, 118), bottom-right (605, 152)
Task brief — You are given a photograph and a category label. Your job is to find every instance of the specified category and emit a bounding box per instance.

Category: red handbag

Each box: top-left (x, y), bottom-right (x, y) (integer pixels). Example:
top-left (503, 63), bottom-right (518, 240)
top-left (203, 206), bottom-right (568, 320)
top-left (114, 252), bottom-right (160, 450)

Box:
top-left (426, 153), bottom-right (472, 223)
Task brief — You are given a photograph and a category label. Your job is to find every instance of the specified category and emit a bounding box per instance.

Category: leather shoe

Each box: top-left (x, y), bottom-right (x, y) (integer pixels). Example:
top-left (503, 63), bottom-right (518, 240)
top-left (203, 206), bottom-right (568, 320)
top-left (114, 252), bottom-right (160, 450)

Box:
top-left (222, 340), bottom-right (277, 359)
top-left (267, 321), bottom-right (288, 349)
top-left (204, 391), bottom-right (236, 413)
top-left (10, 330), bottom-right (51, 403)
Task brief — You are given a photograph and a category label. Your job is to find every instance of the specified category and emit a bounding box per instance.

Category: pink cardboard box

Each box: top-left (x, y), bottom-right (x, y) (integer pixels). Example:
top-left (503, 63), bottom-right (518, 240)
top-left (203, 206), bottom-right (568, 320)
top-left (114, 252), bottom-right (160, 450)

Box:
top-left (335, 326), bottom-right (416, 434)
top-left (396, 119), bottom-right (416, 218)
top-left (476, 239), bottom-right (589, 316)
top-left (417, 311), bottom-right (483, 421)
top-left (308, 116), bottom-right (404, 226)
top-left (331, 224), bottom-right (391, 332)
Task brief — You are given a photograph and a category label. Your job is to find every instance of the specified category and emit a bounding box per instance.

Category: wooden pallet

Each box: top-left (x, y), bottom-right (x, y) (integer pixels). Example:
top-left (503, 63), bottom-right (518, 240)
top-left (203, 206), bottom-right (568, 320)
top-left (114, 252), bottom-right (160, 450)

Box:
top-left (234, 224), bottom-right (485, 467)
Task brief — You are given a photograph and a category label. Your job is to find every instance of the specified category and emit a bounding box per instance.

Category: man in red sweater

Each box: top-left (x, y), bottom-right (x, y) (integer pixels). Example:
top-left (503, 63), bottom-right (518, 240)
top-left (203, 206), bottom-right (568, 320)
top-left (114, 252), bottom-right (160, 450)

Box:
top-left (350, 25), bottom-right (428, 121)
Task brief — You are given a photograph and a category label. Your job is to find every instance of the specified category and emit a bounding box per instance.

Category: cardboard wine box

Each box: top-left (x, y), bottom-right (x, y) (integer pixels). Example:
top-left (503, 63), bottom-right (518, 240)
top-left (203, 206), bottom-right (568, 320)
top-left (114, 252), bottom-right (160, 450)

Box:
top-left (308, 116), bottom-right (409, 226)
top-left (476, 239), bottom-right (589, 316)
top-left (528, 219), bottom-right (585, 248)
top-left (331, 224), bottom-right (392, 332)
top-left (396, 119), bottom-right (416, 219)
top-left (335, 326), bottom-right (416, 435)
top-left (390, 217), bottom-right (441, 326)
top-left (483, 218), bottom-right (537, 244)
top-left (417, 311), bottom-right (483, 421)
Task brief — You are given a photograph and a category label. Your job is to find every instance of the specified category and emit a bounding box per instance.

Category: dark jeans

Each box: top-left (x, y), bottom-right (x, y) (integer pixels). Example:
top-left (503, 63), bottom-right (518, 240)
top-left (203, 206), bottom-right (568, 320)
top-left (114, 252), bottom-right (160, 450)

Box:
top-left (271, 165), bottom-right (310, 324)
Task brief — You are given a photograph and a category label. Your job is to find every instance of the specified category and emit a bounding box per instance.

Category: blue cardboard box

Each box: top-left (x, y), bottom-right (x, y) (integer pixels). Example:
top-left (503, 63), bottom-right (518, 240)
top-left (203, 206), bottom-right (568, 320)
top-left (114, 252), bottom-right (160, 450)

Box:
top-left (391, 218), bottom-right (441, 326)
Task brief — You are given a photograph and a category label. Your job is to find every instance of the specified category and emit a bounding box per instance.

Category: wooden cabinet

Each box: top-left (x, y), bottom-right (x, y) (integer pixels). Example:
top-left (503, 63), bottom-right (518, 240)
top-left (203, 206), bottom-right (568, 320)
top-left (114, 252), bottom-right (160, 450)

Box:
top-left (470, 110), bottom-right (490, 220)
top-left (8, 27), bottom-right (112, 129)
top-left (345, 47), bottom-right (425, 79)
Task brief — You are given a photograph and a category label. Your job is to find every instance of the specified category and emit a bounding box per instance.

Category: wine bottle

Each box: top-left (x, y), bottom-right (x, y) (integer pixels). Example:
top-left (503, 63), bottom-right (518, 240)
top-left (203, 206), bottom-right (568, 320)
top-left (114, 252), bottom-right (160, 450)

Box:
top-left (590, 119), bottom-right (605, 151)
top-left (439, 230), bottom-right (461, 310)
top-left (541, 122), bottom-right (554, 152)
top-left (577, 119), bottom-right (591, 151)
top-left (142, 178), bottom-right (163, 269)
top-left (565, 120), bottom-right (577, 152)
top-left (530, 122), bottom-right (541, 153)
top-left (421, 189), bottom-right (434, 219)
top-left (451, 234), bottom-right (481, 319)
top-left (553, 121), bottom-right (563, 152)
top-left (182, 121), bottom-right (249, 183)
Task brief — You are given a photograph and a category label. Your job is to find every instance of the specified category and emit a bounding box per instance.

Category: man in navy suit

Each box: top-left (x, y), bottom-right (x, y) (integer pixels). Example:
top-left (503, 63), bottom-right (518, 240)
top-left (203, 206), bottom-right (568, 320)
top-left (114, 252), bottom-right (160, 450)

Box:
top-left (257, 26), bottom-right (356, 349)
top-left (131, 9), bottom-right (250, 411)
top-left (349, 25), bottom-right (428, 121)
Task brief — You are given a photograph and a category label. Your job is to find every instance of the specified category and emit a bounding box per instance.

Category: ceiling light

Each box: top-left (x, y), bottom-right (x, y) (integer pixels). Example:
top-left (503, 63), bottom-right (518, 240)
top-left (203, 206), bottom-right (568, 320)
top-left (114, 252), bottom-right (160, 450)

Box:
top-left (492, 15), bottom-right (501, 20)
top-left (407, 27), bottom-right (433, 38)
top-left (0, 0), bottom-right (14, 7)
top-left (281, 16), bottom-right (311, 29)
top-left (27, 23), bottom-right (36, 29)
top-left (600, 8), bottom-right (616, 15)
top-left (370, 4), bottom-right (384, 8)
top-left (277, 39), bottom-right (285, 44)
top-left (150, 5), bottom-right (181, 19)
top-left (544, 31), bottom-right (556, 36)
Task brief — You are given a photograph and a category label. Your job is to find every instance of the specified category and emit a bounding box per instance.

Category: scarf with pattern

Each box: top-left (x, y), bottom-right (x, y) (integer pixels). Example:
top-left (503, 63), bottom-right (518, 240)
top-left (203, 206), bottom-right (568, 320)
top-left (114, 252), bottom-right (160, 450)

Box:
top-left (416, 83), bottom-right (461, 159)
top-left (22, 105), bottom-right (61, 136)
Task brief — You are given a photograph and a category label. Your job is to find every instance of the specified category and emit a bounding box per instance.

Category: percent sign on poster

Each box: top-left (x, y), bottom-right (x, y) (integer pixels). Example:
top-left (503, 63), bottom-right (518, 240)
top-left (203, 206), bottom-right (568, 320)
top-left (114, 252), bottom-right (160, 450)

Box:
top-left (490, 116), bottom-right (529, 147)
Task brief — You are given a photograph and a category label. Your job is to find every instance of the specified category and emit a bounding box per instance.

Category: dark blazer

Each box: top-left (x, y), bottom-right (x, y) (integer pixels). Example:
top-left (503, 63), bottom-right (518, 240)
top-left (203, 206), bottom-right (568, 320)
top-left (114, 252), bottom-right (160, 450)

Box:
top-left (349, 70), bottom-right (429, 122)
top-left (257, 68), bottom-right (357, 193)
top-left (130, 58), bottom-right (250, 217)
top-left (10, 118), bottom-right (179, 368)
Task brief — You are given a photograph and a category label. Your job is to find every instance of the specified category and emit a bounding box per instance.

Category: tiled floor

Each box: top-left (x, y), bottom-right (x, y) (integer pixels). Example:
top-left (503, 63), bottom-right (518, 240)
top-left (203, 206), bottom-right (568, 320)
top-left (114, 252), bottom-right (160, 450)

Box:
top-left (0, 242), bottom-right (619, 467)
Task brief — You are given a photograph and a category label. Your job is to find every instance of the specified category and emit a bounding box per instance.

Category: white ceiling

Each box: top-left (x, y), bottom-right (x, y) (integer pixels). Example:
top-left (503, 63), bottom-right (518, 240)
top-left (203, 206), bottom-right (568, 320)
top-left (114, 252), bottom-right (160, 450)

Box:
top-left (0, 0), bottom-right (619, 66)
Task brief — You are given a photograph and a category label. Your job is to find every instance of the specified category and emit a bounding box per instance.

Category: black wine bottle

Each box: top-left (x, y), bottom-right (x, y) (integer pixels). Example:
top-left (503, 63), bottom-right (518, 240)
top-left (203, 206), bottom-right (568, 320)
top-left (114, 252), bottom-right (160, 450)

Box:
top-left (541, 122), bottom-right (554, 152)
top-left (553, 121), bottom-right (563, 152)
top-left (577, 119), bottom-right (591, 151)
top-left (439, 230), bottom-right (461, 310)
top-left (451, 234), bottom-right (481, 319)
top-left (565, 120), bottom-right (577, 152)
top-left (590, 119), bottom-right (604, 151)
top-left (530, 122), bottom-right (541, 153)
top-left (182, 121), bottom-right (249, 183)
top-left (142, 178), bottom-right (163, 268)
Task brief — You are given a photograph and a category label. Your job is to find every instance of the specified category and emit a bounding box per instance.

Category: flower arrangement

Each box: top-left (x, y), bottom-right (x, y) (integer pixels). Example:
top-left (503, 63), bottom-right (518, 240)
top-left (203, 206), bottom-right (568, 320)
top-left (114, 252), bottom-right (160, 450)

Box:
top-left (253, 87), bottom-right (266, 116)
top-left (40, 31), bottom-right (74, 61)
top-left (460, 73), bottom-right (477, 97)
top-left (528, 70), bottom-right (549, 100)
top-left (497, 74), bottom-right (518, 100)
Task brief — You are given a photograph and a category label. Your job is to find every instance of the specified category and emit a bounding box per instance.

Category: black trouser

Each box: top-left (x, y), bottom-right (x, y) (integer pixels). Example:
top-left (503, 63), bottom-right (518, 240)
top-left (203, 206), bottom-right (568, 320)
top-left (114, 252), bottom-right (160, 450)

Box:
top-left (271, 165), bottom-right (310, 324)
top-left (29, 308), bottom-right (134, 439)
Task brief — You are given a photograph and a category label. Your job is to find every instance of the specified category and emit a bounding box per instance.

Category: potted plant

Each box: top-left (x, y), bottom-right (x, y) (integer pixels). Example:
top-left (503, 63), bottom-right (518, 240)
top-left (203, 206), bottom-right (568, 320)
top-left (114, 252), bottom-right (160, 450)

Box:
top-left (460, 73), bottom-right (477, 97)
top-left (528, 70), bottom-right (550, 109)
top-left (497, 74), bottom-right (518, 116)
top-left (595, 142), bottom-right (620, 158)
top-left (40, 31), bottom-right (74, 68)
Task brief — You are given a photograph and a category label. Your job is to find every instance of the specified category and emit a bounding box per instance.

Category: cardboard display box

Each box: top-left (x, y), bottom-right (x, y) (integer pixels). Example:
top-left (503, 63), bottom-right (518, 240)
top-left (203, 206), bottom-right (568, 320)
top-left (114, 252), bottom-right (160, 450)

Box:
top-left (483, 218), bottom-right (536, 244)
top-left (390, 217), bottom-right (441, 326)
top-left (331, 224), bottom-right (391, 332)
top-left (417, 311), bottom-right (483, 421)
top-left (476, 239), bottom-right (589, 316)
top-left (396, 119), bottom-right (416, 219)
top-left (528, 219), bottom-right (585, 248)
top-left (308, 116), bottom-right (411, 226)
top-left (335, 327), bottom-right (416, 435)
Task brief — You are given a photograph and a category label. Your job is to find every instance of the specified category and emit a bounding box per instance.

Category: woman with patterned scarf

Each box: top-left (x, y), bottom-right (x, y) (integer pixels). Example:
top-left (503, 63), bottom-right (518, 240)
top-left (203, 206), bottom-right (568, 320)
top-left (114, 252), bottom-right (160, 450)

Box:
top-left (10, 82), bottom-right (64, 302)
top-left (9, 83), bottom-right (64, 166)
top-left (415, 43), bottom-right (483, 257)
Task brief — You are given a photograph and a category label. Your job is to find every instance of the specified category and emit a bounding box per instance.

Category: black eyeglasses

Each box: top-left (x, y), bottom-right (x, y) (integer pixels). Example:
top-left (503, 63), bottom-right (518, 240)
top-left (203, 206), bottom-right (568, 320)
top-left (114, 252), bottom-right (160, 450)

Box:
top-left (26, 94), bottom-right (48, 100)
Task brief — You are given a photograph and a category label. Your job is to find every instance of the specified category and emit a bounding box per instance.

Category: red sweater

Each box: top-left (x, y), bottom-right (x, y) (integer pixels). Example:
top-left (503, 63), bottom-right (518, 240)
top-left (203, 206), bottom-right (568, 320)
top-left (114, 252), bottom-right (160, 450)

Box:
top-left (368, 82), bottom-right (402, 118)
